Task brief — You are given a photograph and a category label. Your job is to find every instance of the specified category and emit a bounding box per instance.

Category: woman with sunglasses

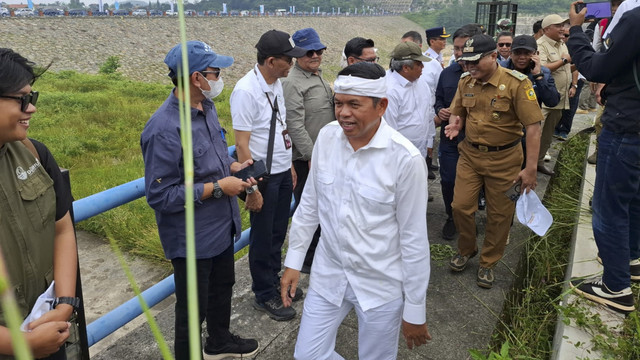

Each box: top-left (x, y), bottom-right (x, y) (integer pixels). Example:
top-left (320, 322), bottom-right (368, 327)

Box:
top-left (0, 48), bottom-right (77, 359)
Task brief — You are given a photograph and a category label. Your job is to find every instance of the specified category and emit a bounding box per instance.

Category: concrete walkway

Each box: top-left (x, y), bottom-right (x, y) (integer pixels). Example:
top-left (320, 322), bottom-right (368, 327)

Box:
top-left (79, 113), bottom-right (597, 359)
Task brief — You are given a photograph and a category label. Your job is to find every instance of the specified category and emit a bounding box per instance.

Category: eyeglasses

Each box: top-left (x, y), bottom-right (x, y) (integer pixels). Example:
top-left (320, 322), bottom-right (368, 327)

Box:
top-left (200, 70), bottom-right (221, 78)
top-left (497, 42), bottom-right (512, 48)
top-left (273, 56), bottom-right (293, 65)
top-left (305, 49), bottom-right (325, 57)
top-left (462, 51), bottom-right (495, 65)
top-left (354, 56), bottom-right (379, 63)
top-left (0, 91), bottom-right (39, 112)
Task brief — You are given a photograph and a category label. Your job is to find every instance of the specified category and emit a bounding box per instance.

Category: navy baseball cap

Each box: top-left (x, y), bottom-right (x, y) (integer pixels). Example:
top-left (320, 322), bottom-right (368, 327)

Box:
top-left (256, 29), bottom-right (307, 57)
top-left (164, 41), bottom-right (234, 78)
top-left (292, 28), bottom-right (326, 51)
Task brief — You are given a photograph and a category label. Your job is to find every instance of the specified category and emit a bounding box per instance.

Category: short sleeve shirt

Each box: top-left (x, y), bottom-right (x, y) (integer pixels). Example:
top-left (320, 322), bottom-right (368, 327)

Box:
top-left (450, 66), bottom-right (543, 146)
top-left (537, 35), bottom-right (572, 109)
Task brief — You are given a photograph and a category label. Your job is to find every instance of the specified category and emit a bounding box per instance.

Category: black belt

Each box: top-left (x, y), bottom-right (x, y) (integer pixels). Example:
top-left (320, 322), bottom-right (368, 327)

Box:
top-left (468, 139), bottom-right (520, 152)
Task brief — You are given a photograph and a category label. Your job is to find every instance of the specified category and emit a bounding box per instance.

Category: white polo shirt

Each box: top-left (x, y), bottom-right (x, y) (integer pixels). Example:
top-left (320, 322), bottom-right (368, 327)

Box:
top-left (231, 64), bottom-right (292, 174)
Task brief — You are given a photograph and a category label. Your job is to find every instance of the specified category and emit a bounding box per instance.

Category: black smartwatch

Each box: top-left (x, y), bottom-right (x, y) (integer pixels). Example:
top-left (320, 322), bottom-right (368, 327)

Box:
top-left (52, 296), bottom-right (81, 311)
top-left (213, 181), bottom-right (223, 199)
top-left (561, 58), bottom-right (568, 65)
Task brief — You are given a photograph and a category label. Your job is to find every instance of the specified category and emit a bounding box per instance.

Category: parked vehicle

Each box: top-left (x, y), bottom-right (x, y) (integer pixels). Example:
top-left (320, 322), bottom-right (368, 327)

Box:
top-left (15, 8), bottom-right (35, 17)
top-left (43, 8), bottom-right (63, 16)
top-left (92, 10), bottom-right (108, 16)
top-left (132, 9), bottom-right (147, 16)
top-left (184, 9), bottom-right (196, 16)
top-left (113, 9), bottom-right (129, 16)
top-left (1, 7), bottom-right (9, 16)
top-left (165, 10), bottom-right (177, 16)
top-left (148, 9), bottom-right (162, 16)
top-left (68, 9), bottom-right (87, 16)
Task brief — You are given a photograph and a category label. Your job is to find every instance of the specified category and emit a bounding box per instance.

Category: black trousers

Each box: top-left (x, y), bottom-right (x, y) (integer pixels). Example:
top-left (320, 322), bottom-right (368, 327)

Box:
top-left (293, 159), bottom-right (321, 268)
top-left (171, 243), bottom-right (235, 360)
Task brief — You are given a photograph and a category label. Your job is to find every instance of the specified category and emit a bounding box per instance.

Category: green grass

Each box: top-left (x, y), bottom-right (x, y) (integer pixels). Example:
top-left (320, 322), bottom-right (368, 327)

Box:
top-left (29, 70), bottom-right (245, 267)
top-left (475, 132), bottom-right (640, 359)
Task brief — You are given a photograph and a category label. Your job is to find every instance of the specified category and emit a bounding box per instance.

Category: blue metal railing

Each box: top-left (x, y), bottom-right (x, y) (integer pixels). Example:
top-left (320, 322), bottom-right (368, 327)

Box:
top-left (75, 145), bottom-right (292, 346)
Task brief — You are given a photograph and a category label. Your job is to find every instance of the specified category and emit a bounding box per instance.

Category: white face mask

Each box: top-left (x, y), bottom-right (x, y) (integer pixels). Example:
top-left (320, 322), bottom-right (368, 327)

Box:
top-left (201, 77), bottom-right (224, 99)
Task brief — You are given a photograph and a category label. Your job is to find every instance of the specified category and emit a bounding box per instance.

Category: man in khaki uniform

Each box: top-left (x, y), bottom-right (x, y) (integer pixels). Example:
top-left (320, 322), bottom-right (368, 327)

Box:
top-left (444, 34), bottom-right (543, 288)
top-left (536, 14), bottom-right (574, 176)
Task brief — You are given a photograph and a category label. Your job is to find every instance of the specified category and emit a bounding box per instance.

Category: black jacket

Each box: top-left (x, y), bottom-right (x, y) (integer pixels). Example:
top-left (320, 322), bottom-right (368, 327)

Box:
top-left (567, 7), bottom-right (640, 133)
top-left (499, 59), bottom-right (560, 108)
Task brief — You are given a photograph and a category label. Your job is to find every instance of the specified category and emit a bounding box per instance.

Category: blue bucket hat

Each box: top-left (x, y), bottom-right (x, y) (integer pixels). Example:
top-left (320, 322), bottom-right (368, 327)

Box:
top-left (164, 41), bottom-right (234, 78)
top-left (292, 28), bottom-right (326, 51)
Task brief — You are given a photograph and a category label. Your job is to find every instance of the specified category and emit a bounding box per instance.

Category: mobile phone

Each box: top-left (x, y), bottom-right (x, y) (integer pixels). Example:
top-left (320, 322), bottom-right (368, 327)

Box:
top-left (233, 160), bottom-right (268, 181)
top-left (504, 180), bottom-right (523, 202)
top-left (575, 2), bottom-right (612, 19)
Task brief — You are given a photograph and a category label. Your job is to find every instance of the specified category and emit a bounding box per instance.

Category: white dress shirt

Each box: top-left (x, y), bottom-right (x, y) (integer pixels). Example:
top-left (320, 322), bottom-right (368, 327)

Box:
top-left (284, 120), bottom-right (430, 324)
top-left (231, 64), bottom-right (292, 174)
top-left (385, 70), bottom-right (435, 157)
top-left (424, 47), bottom-right (443, 65)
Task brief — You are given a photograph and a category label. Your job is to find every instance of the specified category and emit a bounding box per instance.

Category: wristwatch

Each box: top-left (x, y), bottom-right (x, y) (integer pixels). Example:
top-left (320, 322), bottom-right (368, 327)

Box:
top-left (561, 58), bottom-right (568, 65)
top-left (52, 296), bottom-right (81, 311)
top-left (532, 73), bottom-right (544, 81)
top-left (572, 84), bottom-right (578, 89)
top-left (213, 181), bottom-right (223, 199)
top-left (245, 185), bottom-right (258, 194)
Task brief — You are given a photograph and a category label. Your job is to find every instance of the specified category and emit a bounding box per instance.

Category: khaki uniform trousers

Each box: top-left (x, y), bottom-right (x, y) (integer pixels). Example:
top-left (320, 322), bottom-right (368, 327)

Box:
top-left (538, 108), bottom-right (563, 165)
top-left (452, 141), bottom-right (522, 268)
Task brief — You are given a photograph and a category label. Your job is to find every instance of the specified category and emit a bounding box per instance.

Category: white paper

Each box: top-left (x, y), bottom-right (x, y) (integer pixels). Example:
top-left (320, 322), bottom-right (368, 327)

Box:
top-left (20, 281), bottom-right (56, 332)
top-left (516, 190), bottom-right (553, 236)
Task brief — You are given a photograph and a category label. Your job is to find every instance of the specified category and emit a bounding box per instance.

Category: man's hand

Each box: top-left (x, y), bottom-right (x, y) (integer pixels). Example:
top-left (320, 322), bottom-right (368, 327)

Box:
top-left (402, 320), bottom-right (431, 350)
top-left (516, 167), bottom-right (537, 194)
top-left (218, 176), bottom-right (252, 197)
top-left (531, 54), bottom-right (542, 75)
top-left (569, 86), bottom-right (577, 98)
top-left (570, 1), bottom-right (587, 27)
top-left (291, 166), bottom-right (297, 190)
top-left (444, 115), bottom-right (461, 139)
top-left (25, 321), bottom-right (70, 359)
top-left (280, 267), bottom-right (300, 308)
top-left (438, 108), bottom-right (451, 122)
top-left (245, 190), bottom-right (263, 212)
top-left (230, 158), bottom-right (253, 174)
top-left (28, 307), bottom-right (73, 331)
top-left (562, 53), bottom-right (572, 64)
top-left (433, 114), bottom-right (442, 127)
top-left (596, 83), bottom-right (605, 106)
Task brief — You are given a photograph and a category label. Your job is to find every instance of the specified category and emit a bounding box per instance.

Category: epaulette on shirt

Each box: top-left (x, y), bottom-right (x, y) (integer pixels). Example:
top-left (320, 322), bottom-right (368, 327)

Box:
top-left (460, 72), bottom-right (470, 78)
top-left (508, 69), bottom-right (527, 81)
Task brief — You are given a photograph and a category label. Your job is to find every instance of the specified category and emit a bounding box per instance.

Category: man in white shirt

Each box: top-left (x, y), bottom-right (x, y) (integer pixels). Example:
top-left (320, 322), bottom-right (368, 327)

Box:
top-left (401, 31), bottom-right (441, 180)
top-left (231, 29), bottom-right (307, 322)
top-left (424, 26), bottom-right (451, 67)
top-left (386, 41), bottom-right (435, 165)
top-left (280, 62), bottom-right (431, 359)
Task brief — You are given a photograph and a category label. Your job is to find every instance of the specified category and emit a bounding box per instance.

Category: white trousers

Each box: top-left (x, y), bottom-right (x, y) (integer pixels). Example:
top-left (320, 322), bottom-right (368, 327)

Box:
top-left (294, 284), bottom-right (403, 360)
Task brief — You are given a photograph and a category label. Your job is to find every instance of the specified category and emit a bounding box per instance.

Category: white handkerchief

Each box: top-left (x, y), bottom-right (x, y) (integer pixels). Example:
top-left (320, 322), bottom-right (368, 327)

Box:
top-left (20, 281), bottom-right (56, 332)
top-left (516, 191), bottom-right (553, 236)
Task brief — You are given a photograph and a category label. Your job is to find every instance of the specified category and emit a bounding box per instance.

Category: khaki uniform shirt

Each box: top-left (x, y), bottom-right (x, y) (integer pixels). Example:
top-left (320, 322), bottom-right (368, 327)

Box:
top-left (450, 65), bottom-right (544, 146)
top-left (537, 35), bottom-right (572, 110)
top-left (282, 63), bottom-right (335, 162)
top-left (0, 142), bottom-right (56, 327)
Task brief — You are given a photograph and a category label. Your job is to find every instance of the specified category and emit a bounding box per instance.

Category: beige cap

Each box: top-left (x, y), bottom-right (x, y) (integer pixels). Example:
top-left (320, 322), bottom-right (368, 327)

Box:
top-left (541, 14), bottom-right (568, 28)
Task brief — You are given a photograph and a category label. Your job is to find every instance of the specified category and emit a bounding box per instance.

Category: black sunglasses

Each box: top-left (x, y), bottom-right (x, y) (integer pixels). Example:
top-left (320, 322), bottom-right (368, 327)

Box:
top-left (354, 56), bottom-right (379, 63)
top-left (0, 91), bottom-right (39, 112)
top-left (497, 42), bottom-right (512, 47)
top-left (305, 49), bottom-right (325, 57)
top-left (200, 70), bottom-right (221, 78)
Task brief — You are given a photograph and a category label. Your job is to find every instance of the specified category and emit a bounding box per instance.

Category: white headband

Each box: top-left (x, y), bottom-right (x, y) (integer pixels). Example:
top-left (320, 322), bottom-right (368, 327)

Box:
top-left (334, 75), bottom-right (387, 98)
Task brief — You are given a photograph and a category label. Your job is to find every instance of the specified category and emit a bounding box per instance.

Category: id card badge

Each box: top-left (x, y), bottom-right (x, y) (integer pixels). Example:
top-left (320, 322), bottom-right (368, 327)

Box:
top-left (282, 129), bottom-right (292, 149)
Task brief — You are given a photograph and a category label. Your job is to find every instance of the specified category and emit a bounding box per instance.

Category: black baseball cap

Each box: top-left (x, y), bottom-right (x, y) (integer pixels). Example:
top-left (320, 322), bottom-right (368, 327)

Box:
top-left (511, 35), bottom-right (537, 52)
top-left (256, 29), bottom-right (307, 58)
top-left (458, 34), bottom-right (497, 61)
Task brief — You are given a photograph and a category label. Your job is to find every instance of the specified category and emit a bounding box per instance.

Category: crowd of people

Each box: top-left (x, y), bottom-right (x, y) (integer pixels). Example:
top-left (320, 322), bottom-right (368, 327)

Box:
top-left (1, 0), bottom-right (639, 359)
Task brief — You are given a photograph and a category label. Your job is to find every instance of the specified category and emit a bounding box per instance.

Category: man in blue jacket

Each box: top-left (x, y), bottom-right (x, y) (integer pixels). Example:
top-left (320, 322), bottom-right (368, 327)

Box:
top-left (567, 1), bottom-right (640, 314)
top-left (141, 41), bottom-right (260, 359)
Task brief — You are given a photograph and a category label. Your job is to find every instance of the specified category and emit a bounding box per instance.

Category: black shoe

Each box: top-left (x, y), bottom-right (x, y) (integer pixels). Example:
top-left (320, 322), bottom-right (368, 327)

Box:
top-left (596, 253), bottom-right (640, 283)
top-left (204, 334), bottom-right (259, 360)
top-left (442, 217), bottom-right (456, 240)
top-left (276, 282), bottom-right (303, 302)
top-left (570, 277), bottom-right (635, 314)
top-left (428, 168), bottom-right (436, 180)
top-left (537, 165), bottom-right (555, 176)
top-left (253, 296), bottom-right (296, 321)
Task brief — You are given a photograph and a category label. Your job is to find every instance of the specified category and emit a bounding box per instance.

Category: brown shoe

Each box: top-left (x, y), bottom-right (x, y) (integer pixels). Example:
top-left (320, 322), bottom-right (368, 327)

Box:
top-left (537, 165), bottom-right (555, 176)
top-left (587, 151), bottom-right (597, 165)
